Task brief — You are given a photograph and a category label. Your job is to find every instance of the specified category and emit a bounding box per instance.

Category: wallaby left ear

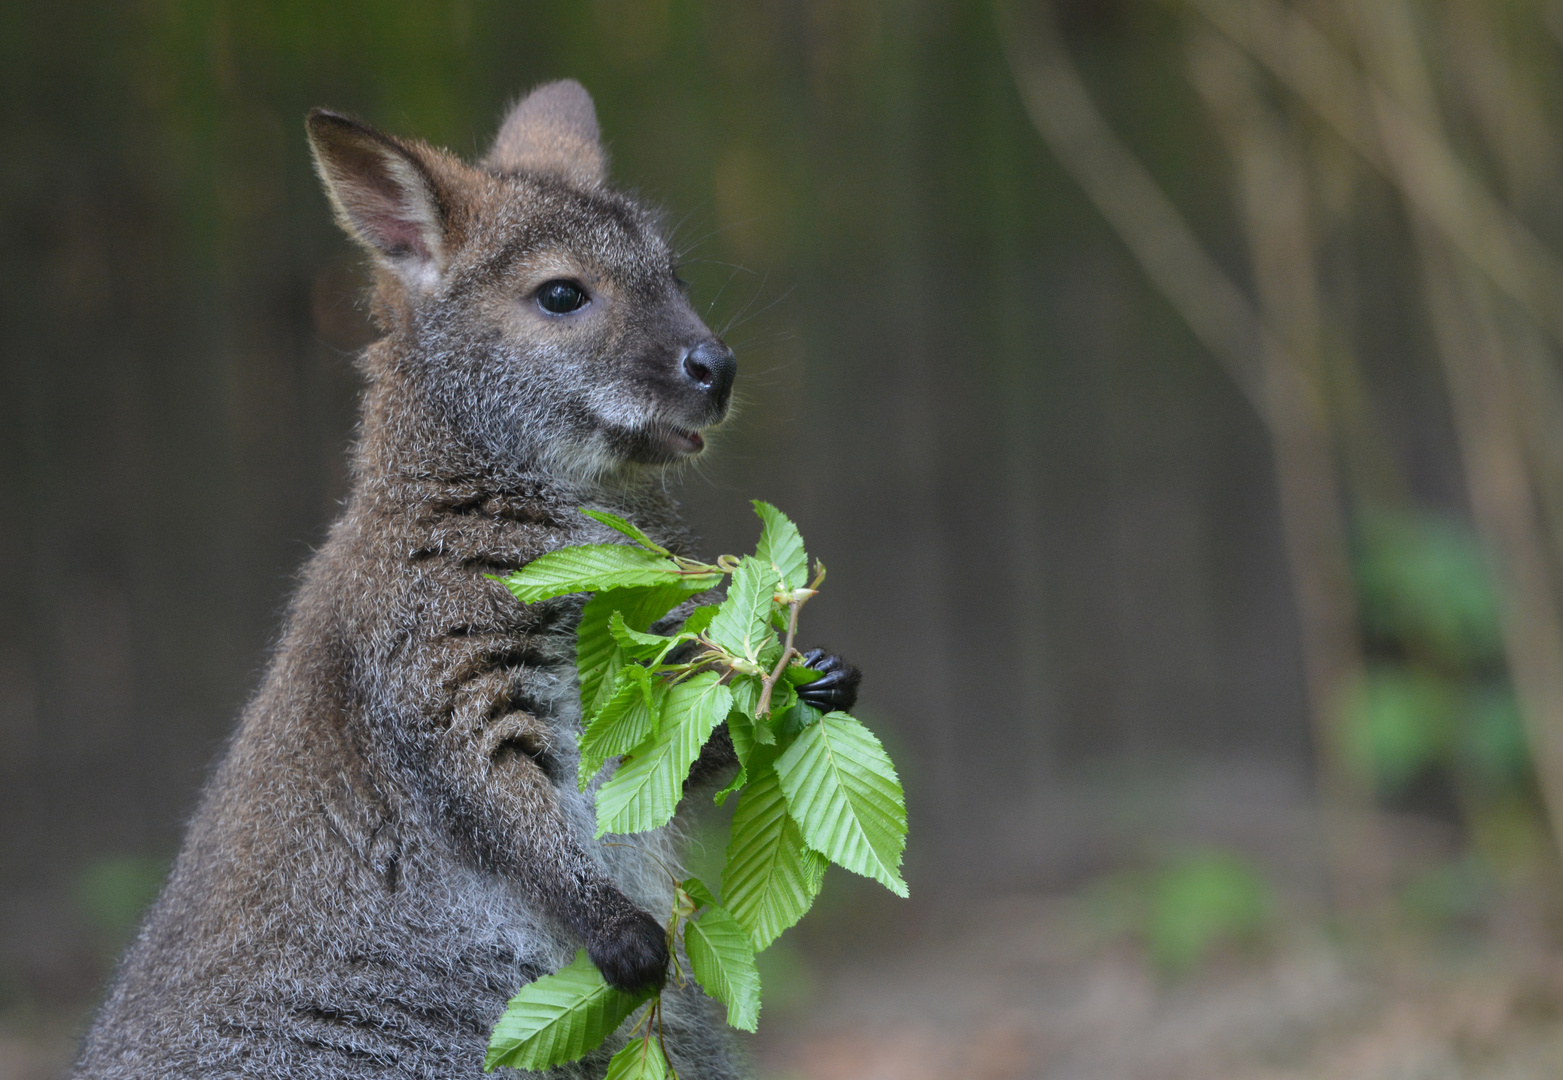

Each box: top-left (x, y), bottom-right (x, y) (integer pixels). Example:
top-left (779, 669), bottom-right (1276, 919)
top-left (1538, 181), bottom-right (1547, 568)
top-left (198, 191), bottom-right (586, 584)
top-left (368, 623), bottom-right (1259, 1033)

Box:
top-left (306, 109), bottom-right (450, 289)
top-left (483, 79), bottom-right (607, 185)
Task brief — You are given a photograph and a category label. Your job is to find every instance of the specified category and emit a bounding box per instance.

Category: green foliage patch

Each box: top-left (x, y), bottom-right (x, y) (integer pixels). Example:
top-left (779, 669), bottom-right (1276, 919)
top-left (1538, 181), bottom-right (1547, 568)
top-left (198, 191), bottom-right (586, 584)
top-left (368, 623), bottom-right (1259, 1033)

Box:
top-left (484, 501), bottom-right (907, 1075)
top-left (1081, 850), bottom-right (1275, 976)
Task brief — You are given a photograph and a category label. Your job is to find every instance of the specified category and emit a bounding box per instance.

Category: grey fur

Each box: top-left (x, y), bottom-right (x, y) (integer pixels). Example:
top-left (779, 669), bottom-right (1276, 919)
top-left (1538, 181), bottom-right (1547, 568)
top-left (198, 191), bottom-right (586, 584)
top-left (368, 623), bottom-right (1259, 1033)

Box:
top-left (73, 83), bottom-right (745, 1079)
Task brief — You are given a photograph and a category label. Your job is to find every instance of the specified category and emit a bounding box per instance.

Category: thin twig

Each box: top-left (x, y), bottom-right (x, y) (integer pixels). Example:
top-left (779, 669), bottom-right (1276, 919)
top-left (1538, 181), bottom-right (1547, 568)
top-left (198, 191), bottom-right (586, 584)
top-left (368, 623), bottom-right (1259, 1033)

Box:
top-left (1183, 0), bottom-right (1563, 353)
top-left (755, 601), bottom-right (802, 718)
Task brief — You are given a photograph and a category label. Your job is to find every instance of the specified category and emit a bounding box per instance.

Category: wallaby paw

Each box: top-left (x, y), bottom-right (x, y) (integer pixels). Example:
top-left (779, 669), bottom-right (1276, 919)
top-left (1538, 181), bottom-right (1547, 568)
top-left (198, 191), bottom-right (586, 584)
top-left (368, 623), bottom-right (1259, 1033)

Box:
top-left (589, 908), bottom-right (669, 994)
top-left (797, 648), bottom-right (861, 713)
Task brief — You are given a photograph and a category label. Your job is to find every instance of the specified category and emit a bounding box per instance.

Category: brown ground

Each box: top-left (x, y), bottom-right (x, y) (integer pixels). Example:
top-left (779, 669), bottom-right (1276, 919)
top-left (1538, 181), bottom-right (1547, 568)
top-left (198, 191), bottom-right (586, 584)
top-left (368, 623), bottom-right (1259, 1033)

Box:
top-left (8, 764), bottom-right (1563, 1080)
top-left (750, 891), bottom-right (1563, 1080)
top-left (6, 891), bottom-right (1563, 1080)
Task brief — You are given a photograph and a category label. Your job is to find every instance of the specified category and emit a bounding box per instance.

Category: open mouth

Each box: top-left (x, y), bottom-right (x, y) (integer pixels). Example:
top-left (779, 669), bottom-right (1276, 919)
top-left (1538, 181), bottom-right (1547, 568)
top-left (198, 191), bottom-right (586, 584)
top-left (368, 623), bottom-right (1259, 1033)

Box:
top-left (609, 422), bottom-right (709, 464)
top-left (667, 427), bottom-right (705, 454)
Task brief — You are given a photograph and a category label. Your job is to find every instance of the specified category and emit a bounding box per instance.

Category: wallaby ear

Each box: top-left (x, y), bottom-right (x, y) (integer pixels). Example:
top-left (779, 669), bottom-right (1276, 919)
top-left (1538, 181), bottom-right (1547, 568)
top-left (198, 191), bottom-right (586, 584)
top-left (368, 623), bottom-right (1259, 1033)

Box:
top-left (306, 109), bottom-right (450, 289)
top-left (483, 79), bottom-right (606, 185)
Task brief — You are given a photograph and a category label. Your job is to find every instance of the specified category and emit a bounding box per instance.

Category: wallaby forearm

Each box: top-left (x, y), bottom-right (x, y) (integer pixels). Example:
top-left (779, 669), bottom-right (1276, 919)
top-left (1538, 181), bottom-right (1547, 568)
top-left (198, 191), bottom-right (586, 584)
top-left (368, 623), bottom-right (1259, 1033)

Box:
top-left (373, 623), bottom-right (633, 915)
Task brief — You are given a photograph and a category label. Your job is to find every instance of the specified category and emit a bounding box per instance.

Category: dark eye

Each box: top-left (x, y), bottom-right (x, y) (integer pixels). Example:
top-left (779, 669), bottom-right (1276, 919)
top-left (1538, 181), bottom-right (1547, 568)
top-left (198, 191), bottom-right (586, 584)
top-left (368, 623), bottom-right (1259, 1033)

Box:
top-left (536, 279), bottom-right (589, 315)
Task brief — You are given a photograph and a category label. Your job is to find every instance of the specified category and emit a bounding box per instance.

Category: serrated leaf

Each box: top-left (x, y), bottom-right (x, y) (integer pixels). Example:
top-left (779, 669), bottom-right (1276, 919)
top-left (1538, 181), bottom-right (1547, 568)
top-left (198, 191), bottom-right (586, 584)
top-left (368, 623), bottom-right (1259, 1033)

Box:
top-left (609, 611), bottom-right (674, 661)
top-left (707, 557), bottom-right (777, 663)
top-left (580, 508), bottom-right (669, 555)
top-left (775, 712), bottom-right (907, 897)
top-left (685, 904), bottom-right (762, 1031)
top-left (579, 585), bottom-right (702, 715)
top-left (484, 950), bottom-right (651, 1072)
top-left (505, 545), bottom-right (719, 603)
top-left (583, 646), bottom-right (630, 732)
top-left (714, 711), bottom-right (756, 806)
top-left (728, 676), bottom-right (760, 719)
top-left (753, 500), bottom-right (809, 591)
top-left (729, 678), bottom-right (776, 747)
top-left (682, 604), bottom-right (719, 638)
top-left (756, 635), bottom-right (785, 671)
top-left (579, 668), bottom-right (664, 791)
top-left (766, 678), bottom-right (798, 719)
top-left (715, 726), bottom-right (784, 808)
top-left (578, 601), bottom-right (623, 719)
top-left (771, 700), bottom-right (819, 743)
top-left (681, 876), bottom-right (720, 910)
top-left (722, 766), bottom-right (826, 950)
top-left (595, 673), bottom-right (732, 837)
top-left (603, 1033), bottom-right (670, 1080)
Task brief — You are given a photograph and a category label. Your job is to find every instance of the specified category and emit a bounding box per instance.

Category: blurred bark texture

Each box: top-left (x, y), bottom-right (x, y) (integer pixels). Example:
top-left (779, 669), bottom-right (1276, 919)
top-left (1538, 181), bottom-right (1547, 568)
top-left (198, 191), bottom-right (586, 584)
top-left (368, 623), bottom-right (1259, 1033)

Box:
top-left (1000, 0), bottom-right (1388, 909)
top-left (1221, 0), bottom-right (1563, 870)
top-left (1010, 0), bottom-right (1563, 871)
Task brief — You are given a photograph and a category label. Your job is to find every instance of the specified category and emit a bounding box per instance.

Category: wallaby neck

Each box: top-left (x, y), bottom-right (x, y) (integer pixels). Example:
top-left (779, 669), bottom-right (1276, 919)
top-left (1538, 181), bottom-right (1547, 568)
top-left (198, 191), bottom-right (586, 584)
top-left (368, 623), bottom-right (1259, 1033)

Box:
top-left (346, 344), bottom-right (658, 506)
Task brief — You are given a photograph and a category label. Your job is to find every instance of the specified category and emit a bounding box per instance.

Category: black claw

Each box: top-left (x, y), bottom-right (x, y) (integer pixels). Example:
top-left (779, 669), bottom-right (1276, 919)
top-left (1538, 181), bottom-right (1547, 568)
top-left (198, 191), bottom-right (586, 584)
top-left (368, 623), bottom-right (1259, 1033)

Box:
top-left (797, 649), bottom-right (861, 713)
top-left (804, 668), bottom-right (847, 691)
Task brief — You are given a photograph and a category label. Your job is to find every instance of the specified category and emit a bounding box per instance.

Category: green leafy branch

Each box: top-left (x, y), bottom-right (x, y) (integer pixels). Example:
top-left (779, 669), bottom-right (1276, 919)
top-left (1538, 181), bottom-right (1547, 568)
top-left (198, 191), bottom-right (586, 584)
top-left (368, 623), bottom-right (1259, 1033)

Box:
top-left (483, 501), bottom-right (907, 1075)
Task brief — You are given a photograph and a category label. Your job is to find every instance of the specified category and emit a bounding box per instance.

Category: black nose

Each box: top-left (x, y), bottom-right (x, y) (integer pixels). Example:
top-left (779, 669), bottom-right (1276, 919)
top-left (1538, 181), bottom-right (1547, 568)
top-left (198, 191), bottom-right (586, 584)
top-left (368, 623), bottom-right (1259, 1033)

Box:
top-left (681, 341), bottom-right (736, 405)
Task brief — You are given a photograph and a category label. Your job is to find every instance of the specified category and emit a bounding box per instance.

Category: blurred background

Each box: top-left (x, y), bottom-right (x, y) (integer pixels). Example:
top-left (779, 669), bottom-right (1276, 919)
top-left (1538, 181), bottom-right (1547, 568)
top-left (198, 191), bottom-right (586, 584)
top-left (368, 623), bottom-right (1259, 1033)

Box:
top-left (8, 0), bottom-right (1563, 1076)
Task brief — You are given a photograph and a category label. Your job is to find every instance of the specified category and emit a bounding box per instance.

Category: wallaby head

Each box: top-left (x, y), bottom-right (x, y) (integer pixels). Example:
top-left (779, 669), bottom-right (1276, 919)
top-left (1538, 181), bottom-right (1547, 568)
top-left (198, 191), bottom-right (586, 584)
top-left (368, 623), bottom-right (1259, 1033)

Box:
top-left (306, 80), bottom-right (735, 483)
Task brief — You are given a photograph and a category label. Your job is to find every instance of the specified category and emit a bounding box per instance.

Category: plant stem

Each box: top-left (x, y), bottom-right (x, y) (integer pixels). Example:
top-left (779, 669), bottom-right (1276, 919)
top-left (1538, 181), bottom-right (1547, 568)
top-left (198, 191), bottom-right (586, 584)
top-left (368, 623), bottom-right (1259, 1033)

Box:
top-left (755, 600), bottom-right (803, 717)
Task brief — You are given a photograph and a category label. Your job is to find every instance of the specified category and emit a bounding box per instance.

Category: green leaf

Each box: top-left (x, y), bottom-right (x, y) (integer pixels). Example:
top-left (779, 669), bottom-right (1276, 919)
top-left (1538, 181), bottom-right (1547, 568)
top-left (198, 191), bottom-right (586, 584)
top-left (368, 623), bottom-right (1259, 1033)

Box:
top-left (756, 635), bottom-right (785, 671)
top-left (1342, 667), bottom-right (1455, 793)
top-left (774, 711), bottom-right (908, 897)
top-left (580, 508), bottom-right (669, 555)
top-left (714, 711), bottom-right (755, 806)
top-left (714, 771), bottom-right (747, 808)
top-left (729, 675), bottom-right (761, 720)
top-left (579, 585), bottom-right (701, 715)
top-left (681, 876), bottom-right (720, 910)
top-left (617, 584), bottom-right (707, 633)
top-left (1146, 852), bottom-right (1273, 974)
top-left (609, 611), bottom-right (674, 661)
top-left (725, 661), bottom-right (792, 728)
top-left (505, 545), bottom-right (719, 603)
top-left (729, 679), bottom-right (777, 749)
top-left (771, 700), bottom-right (819, 743)
top-left (583, 646), bottom-right (630, 730)
top-left (603, 1033), bottom-right (670, 1080)
top-left (753, 500), bottom-right (809, 591)
top-left (685, 904), bottom-right (763, 1031)
top-left (707, 556), bottom-right (778, 663)
top-left (766, 677), bottom-right (798, 718)
top-left (596, 673), bottom-right (733, 837)
top-left (484, 950), bottom-right (651, 1072)
top-left (1355, 510), bottom-right (1502, 666)
top-left (578, 598), bottom-right (624, 719)
top-left (579, 668), bottom-right (664, 790)
top-left (783, 663), bottom-right (823, 686)
top-left (681, 604), bottom-right (719, 638)
top-left (722, 766), bottom-right (826, 950)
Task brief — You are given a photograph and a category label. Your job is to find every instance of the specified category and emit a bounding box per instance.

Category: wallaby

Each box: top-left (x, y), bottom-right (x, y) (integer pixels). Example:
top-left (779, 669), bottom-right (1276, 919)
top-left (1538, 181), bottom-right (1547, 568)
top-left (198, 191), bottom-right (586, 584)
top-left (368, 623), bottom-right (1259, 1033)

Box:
top-left (72, 80), bottom-right (858, 1079)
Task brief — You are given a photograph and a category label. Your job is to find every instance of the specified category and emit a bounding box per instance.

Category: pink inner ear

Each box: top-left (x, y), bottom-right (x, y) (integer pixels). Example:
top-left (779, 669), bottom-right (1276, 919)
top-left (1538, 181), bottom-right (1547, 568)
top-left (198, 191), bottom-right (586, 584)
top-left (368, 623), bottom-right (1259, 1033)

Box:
top-left (330, 136), bottom-right (437, 262)
top-left (357, 202), bottom-right (431, 261)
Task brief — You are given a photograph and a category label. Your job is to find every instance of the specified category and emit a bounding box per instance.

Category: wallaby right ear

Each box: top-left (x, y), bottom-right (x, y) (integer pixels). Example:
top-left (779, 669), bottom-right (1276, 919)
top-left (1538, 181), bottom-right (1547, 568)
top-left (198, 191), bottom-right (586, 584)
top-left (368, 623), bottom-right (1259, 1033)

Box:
top-left (484, 80), bottom-right (606, 185)
top-left (306, 109), bottom-right (450, 290)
